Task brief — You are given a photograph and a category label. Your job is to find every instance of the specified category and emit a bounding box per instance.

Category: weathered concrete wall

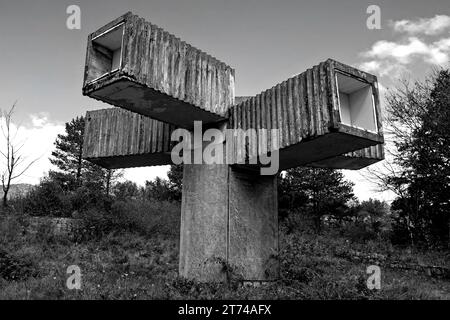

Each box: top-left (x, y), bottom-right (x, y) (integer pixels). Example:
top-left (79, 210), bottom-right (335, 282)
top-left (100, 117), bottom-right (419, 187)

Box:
top-left (179, 164), bottom-right (229, 282)
top-left (228, 168), bottom-right (278, 280)
top-left (179, 164), bottom-right (278, 282)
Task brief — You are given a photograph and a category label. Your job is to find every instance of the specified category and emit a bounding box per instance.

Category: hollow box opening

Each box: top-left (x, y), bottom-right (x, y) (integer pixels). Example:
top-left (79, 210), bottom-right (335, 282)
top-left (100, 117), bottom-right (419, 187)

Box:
top-left (86, 23), bottom-right (124, 83)
top-left (336, 72), bottom-right (378, 133)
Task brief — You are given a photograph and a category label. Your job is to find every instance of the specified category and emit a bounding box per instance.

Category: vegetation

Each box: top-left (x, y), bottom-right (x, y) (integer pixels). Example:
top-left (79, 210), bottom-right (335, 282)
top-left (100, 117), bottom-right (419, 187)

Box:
top-left (0, 69), bottom-right (449, 299)
top-left (368, 69), bottom-right (450, 248)
top-left (50, 116), bottom-right (122, 195)
top-left (278, 167), bottom-right (355, 232)
top-left (0, 206), bottom-right (448, 300)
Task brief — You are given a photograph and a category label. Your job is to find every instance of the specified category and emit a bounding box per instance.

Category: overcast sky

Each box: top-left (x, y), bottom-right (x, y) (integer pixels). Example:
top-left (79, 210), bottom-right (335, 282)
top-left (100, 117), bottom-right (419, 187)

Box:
top-left (0, 0), bottom-right (449, 201)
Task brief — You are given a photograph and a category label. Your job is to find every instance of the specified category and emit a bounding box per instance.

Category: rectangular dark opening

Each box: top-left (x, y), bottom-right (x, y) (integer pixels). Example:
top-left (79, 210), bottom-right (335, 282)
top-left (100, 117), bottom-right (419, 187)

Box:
top-left (336, 72), bottom-right (378, 133)
top-left (86, 23), bottom-right (124, 83)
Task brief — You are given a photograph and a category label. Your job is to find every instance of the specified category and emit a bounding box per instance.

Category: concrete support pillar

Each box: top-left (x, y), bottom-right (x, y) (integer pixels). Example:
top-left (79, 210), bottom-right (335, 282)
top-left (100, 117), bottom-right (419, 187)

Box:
top-left (179, 164), bottom-right (279, 282)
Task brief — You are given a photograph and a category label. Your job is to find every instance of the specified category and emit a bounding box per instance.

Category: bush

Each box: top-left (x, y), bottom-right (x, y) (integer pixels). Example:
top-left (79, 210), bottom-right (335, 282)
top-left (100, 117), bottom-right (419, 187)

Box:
top-left (110, 200), bottom-right (180, 238)
top-left (0, 214), bottom-right (26, 243)
top-left (74, 199), bottom-right (181, 240)
top-left (21, 174), bottom-right (180, 240)
top-left (23, 175), bottom-right (112, 218)
top-left (68, 185), bottom-right (112, 213)
top-left (280, 209), bottom-right (316, 235)
top-left (343, 223), bottom-right (378, 242)
top-left (23, 178), bottom-right (70, 217)
top-left (0, 248), bottom-right (39, 281)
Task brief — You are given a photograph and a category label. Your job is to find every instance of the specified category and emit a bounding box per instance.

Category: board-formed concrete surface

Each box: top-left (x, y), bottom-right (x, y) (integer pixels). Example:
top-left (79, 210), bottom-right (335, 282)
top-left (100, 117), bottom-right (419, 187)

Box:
top-left (179, 164), bottom-right (278, 281)
top-left (179, 164), bottom-right (229, 282)
top-left (83, 108), bottom-right (175, 168)
top-left (228, 168), bottom-right (278, 280)
top-left (83, 12), bottom-right (235, 129)
top-left (227, 59), bottom-right (384, 170)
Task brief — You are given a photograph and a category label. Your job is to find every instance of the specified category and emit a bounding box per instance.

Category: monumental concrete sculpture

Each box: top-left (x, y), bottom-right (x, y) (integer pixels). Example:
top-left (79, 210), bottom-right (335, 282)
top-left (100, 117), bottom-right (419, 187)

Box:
top-left (82, 12), bottom-right (384, 282)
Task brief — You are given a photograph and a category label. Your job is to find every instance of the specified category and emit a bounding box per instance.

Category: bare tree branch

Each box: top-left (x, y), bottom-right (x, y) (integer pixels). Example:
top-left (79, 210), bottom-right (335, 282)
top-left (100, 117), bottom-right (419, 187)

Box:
top-left (0, 102), bottom-right (39, 206)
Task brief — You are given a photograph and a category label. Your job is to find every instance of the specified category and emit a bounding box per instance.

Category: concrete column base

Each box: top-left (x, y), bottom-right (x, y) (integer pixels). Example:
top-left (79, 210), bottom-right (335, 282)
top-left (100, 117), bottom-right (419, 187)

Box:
top-left (179, 164), bottom-right (279, 282)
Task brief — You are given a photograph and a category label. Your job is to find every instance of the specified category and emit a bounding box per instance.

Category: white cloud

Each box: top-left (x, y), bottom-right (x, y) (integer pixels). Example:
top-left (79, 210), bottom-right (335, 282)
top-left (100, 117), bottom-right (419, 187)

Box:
top-left (358, 15), bottom-right (450, 84)
top-left (30, 113), bottom-right (50, 128)
top-left (429, 37), bottom-right (450, 63)
top-left (363, 37), bottom-right (427, 64)
top-left (359, 60), bottom-right (381, 73)
top-left (392, 15), bottom-right (450, 35)
top-left (359, 60), bottom-right (410, 79)
top-left (362, 36), bottom-right (450, 65)
top-left (0, 115), bottom-right (64, 185)
top-left (359, 36), bottom-right (450, 82)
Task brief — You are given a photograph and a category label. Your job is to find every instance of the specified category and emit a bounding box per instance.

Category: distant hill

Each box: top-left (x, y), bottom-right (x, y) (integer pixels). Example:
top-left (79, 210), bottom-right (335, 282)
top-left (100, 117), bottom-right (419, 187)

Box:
top-left (0, 183), bottom-right (34, 199)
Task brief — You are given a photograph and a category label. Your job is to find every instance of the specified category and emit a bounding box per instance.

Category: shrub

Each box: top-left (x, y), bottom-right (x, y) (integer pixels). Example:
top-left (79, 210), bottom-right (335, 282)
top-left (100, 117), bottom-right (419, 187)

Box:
top-left (74, 199), bottom-right (181, 240)
top-left (67, 185), bottom-right (112, 213)
top-left (0, 248), bottom-right (39, 281)
top-left (343, 223), bottom-right (378, 242)
top-left (23, 174), bottom-right (112, 219)
top-left (110, 200), bottom-right (180, 238)
top-left (280, 209), bottom-right (316, 235)
top-left (23, 178), bottom-right (69, 217)
top-left (0, 214), bottom-right (26, 244)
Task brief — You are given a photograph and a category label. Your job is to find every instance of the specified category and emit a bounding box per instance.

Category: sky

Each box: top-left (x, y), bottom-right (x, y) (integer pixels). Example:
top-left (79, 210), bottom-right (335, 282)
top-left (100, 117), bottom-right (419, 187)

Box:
top-left (0, 0), bottom-right (449, 201)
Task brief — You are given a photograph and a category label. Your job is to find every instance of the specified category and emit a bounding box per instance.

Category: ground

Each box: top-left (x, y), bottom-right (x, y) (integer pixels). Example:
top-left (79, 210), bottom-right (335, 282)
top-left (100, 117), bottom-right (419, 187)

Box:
top-left (0, 212), bottom-right (449, 300)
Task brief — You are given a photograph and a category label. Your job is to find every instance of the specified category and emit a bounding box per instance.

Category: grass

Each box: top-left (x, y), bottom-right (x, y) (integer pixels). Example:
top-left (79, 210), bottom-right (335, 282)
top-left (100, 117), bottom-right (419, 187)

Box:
top-left (0, 208), bottom-right (449, 300)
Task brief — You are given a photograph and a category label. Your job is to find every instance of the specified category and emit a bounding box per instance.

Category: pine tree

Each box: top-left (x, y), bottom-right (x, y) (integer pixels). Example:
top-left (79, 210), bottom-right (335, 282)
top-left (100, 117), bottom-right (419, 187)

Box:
top-left (167, 164), bottom-right (183, 200)
top-left (50, 116), bottom-right (119, 193)
top-left (50, 116), bottom-right (85, 186)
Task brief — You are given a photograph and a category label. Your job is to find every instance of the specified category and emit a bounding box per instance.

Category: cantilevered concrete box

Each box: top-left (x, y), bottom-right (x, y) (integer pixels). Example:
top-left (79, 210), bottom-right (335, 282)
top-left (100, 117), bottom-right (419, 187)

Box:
top-left (83, 59), bottom-right (384, 172)
top-left (83, 108), bottom-right (175, 169)
top-left (227, 59), bottom-right (384, 170)
top-left (83, 12), bottom-right (235, 129)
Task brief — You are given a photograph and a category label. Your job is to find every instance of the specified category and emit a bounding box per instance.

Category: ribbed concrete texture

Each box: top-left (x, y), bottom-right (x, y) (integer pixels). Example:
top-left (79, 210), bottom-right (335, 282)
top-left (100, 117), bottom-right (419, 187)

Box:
top-left (227, 59), bottom-right (384, 170)
top-left (83, 12), bottom-right (235, 129)
top-left (83, 108), bottom-right (175, 168)
top-left (83, 95), bottom-right (384, 171)
top-left (180, 164), bottom-right (278, 282)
